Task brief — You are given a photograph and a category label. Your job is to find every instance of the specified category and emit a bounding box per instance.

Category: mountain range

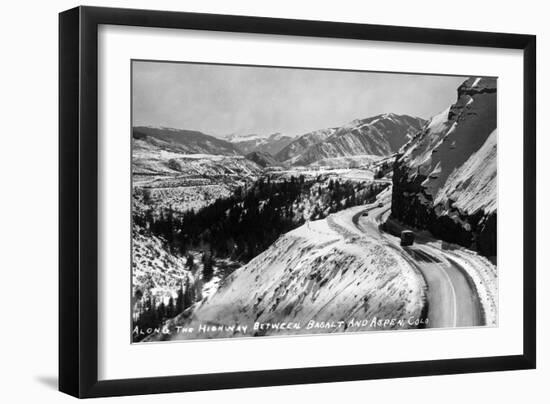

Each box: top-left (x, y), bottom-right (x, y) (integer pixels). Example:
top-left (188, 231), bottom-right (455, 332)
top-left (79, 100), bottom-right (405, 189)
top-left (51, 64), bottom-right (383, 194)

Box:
top-left (135, 113), bottom-right (426, 168)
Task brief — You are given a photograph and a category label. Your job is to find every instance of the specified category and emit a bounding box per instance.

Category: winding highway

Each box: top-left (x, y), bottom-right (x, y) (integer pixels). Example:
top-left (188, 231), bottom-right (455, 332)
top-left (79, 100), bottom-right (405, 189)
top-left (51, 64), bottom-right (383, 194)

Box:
top-left (330, 193), bottom-right (485, 328)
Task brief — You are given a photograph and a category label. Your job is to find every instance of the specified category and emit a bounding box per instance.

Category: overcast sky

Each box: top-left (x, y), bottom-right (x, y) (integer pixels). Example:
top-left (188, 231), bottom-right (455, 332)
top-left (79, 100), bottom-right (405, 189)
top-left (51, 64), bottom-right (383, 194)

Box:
top-left (132, 61), bottom-right (467, 138)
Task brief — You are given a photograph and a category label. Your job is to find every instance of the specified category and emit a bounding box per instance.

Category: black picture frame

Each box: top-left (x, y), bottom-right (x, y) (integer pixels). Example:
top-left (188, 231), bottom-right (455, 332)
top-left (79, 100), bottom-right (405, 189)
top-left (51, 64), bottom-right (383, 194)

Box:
top-left (59, 5), bottom-right (536, 398)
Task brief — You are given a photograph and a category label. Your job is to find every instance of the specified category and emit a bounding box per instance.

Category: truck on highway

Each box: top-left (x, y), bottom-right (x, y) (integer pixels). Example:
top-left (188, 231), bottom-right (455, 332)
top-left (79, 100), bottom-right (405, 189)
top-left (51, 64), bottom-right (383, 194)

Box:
top-left (400, 230), bottom-right (415, 246)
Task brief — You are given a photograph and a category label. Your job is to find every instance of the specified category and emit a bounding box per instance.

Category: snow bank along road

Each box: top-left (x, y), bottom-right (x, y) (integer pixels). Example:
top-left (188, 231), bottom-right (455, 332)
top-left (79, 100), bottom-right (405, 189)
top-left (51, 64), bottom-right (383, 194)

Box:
top-left (329, 193), bottom-right (490, 328)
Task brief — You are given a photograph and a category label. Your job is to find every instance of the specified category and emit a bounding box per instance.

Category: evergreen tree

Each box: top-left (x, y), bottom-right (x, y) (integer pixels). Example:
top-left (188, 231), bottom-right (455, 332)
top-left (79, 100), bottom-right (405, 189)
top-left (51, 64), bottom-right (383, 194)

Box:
top-left (157, 301), bottom-right (166, 320)
top-left (183, 276), bottom-right (195, 309)
top-left (167, 297), bottom-right (175, 318)
top-left (202, 253), bottom-right (214, 282)
top-left (176, 284), bottom-right (185, 314)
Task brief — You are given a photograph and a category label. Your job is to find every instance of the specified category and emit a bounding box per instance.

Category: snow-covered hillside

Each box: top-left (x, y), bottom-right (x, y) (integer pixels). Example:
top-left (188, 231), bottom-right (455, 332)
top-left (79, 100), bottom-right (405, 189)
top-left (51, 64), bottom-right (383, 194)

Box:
top-left (275, 128), bottom-right (337, 162)
top-left (132, 227), bottom-right (193, 308)
top-left (133, 136), bottom-right (263, 215)
top-left (132, 225), bottom-right (229, 334)
top-left (145, 206), bottom-right (425, 341)
top-left (278, 114), bottom-right (425, 166)
top-left (435, 129), bottom-right (497, 215)
top-left (133, 137), bottom-right (261, 178)
top-left (391, 77), bottom-right (497, 257)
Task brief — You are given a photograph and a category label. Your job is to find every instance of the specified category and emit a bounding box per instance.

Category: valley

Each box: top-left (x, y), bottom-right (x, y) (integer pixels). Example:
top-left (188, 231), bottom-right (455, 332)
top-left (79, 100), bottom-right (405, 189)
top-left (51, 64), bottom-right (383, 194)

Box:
top-left (131, 76), bottom-right (498, 342)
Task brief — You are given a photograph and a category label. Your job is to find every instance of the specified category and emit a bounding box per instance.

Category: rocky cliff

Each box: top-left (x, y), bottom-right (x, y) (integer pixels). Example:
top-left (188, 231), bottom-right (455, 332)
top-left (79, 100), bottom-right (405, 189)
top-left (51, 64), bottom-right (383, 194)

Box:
top-left (390, 77), bottom-right (497, 258)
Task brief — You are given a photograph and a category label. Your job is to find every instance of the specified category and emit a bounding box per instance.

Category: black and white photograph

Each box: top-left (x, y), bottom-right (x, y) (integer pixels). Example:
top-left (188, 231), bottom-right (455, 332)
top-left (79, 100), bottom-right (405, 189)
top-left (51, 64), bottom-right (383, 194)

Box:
top-left (0, 0), bottom-right (544, 401)
top-left (131, 61), bottom-right (497, 343)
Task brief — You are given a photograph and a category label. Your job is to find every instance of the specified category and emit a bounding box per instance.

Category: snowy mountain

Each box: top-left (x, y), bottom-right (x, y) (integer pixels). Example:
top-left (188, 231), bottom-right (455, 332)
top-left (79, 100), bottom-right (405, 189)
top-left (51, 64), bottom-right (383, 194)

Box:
top-left (390, 77), bottom-right (497, 257)
top-left (225, 132), bottom-right (294, 156)
top-left (277, 114), bottom-right (425, 166)
top-left (275, 128), bottom-right (337, 162)
top-left (133, 126), bottom-right (241, 156)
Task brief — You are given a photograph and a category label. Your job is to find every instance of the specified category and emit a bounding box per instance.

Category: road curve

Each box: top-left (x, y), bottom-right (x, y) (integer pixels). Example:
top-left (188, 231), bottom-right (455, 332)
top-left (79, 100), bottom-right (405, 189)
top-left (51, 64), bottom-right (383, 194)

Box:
top-left (340, 198), bottom-right (484, 328)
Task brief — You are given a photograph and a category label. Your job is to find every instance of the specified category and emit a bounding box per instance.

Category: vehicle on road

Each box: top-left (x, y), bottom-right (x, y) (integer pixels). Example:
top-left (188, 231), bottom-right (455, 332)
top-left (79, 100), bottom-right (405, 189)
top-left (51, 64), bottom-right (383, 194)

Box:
top-left (400, 230), bottom-right (415, 246)
top-left (377, 202), bottom-right (384, 208)
top-left (361, 212), bottom-right (369, 216)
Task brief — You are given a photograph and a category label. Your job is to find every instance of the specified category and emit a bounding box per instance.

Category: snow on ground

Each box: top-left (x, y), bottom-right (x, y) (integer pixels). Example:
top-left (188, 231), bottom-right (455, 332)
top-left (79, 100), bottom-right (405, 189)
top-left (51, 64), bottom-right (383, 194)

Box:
top-left (307, 154), bottom-right (382, 169)
top-left (133, 226), bottom-right (234, 321)
top-left (133, 183), bottom-right (235, 216)
top-left (133, 142), bottom-right (262, 216)
top-left (159, 152), bottom-right (245, 160)
top-left (280, 114), bottom-right (424, 167)
top-left (420, 239), bottom-right (498, 326)
top-left (270, 166), bottom-right (378, 183)
top-left (132, 227), bottom-right (193, 306)
top-left (134, 139), bottom-right (261, 177)
top-left (435, 130), bottom-right (497, 215)
top-left (147, 205), bottom-right (425, 341)
top-left (401, 107), bottom-right (451, 165)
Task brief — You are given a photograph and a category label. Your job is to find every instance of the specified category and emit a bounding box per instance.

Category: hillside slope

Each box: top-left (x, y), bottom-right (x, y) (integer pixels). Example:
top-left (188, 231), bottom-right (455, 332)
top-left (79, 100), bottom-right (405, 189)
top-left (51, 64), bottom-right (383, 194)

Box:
top-left (133, 126), bottom-right (241, 156)
top-left (275, 128), bottom-right (336, 162)
top-left (133, 132), bottom-right (262, 215)
top-left (132, 226), bottom-right (194, 312)
top-left (145, 206), bottom-right (425, 341)
top-left (245, 151), bottom-right (279, 167)
top-left (280, 114), bottom-right (425, 166)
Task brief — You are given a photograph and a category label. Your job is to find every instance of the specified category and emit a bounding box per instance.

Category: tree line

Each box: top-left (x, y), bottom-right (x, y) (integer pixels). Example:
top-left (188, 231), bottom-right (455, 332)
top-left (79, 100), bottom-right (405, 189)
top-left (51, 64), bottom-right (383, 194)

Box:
top-left (132, 275), bottom-right (195, 342)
